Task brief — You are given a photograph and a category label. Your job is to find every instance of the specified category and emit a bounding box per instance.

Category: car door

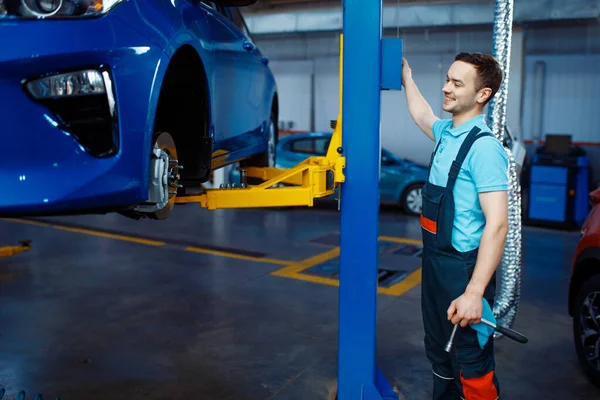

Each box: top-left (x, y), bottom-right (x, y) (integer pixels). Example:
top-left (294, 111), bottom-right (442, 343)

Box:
top-left (278, 136), bottom-right (330, 169)
top-left (195, 2), bottom-right (254, 153)
top-left (379, 150), bottom-right (404, 200)
top-left (223, 7), bottom-right (268, 140)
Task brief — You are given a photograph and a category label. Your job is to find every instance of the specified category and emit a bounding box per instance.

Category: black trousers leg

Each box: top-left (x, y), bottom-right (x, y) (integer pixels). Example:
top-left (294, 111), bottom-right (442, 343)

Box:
top-left (422, 249), bottom-right (461, 400)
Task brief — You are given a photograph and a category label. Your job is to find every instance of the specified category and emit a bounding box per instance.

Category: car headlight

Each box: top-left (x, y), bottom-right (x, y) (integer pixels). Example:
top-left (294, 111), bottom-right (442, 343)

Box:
top-left (0, 0), bottom-right (123, 19)
top-left (25, 69), bottom-right (107, 99)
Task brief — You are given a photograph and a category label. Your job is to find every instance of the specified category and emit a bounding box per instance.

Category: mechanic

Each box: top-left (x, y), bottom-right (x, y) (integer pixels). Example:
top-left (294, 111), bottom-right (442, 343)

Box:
top-left (402, 52), bottom-right (509, 399)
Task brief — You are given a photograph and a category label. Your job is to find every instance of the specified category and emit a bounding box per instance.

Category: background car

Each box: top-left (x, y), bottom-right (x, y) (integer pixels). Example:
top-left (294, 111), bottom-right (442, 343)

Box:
top-left (0, 0), bottom-right (277, 220)
top-left (569, 186), bottom-right (600, 388)
top-left (229, 132), bottom-right (428, 215)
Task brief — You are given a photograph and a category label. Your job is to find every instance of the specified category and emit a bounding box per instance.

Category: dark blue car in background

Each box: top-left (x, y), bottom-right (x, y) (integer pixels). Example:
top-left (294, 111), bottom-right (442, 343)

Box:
top-left (0, 0), bottom-right (277, 220)
top-left (230, 132), bottom-right (428, 215)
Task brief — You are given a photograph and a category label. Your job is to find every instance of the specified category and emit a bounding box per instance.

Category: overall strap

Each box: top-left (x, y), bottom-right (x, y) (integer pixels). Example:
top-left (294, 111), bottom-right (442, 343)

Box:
top-left (426, 137), bottom-right (444, 182)
top-left (446, 126), bottom-right (493, 191)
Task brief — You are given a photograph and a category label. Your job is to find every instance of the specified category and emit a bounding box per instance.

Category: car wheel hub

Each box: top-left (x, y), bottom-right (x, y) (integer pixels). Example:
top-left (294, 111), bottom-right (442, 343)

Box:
top-left (406, 187), bottom-right (422, 214)
top-left (148, 147), bottom-right (181, 207)
top-left (132, 132), bottom-right (181, 219)
top-left (267, 120), bottom-right (276, 167)
top-left (579, 290), bottom-right (600, 370)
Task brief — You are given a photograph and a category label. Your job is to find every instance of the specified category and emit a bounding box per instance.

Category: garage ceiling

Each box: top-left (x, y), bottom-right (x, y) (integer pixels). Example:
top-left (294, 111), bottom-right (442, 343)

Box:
top-left (247, 0), bottom-right (493, 12)
top-left (243, 0), bottom-right (599, 36)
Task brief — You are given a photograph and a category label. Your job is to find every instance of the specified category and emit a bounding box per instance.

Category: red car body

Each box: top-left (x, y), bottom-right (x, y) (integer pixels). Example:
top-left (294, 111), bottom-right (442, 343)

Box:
top-left (569, 187), bottom-right (600, 388)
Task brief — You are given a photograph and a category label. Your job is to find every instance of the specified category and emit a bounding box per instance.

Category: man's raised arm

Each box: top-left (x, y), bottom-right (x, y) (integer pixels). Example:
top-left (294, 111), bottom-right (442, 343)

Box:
top-left (402, 58), bottom-right (439, 141)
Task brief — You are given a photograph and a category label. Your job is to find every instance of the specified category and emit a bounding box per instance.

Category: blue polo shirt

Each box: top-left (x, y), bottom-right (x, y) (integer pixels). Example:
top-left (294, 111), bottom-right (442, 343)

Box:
top-left (430, 114), bottom-right (509, 253)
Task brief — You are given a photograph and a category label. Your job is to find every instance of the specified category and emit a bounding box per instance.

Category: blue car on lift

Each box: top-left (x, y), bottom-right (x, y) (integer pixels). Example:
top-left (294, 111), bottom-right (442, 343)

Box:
top-left (0, 0), bottom-right (276, 220)
top-left (230, 132), bottom-right (428, 215)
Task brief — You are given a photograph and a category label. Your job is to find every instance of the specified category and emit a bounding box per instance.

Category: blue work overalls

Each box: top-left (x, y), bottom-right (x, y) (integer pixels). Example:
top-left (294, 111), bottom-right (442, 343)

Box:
top-left (420, 126), bottom-right (500, 400)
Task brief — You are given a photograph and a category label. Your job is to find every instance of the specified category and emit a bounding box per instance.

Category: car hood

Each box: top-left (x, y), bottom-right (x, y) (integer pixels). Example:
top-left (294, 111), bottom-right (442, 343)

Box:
top-left (402, 160), bottom-right (428, 172)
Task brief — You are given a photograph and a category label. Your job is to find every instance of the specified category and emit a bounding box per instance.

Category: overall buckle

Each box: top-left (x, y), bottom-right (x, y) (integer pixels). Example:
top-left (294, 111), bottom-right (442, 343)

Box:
top-left (449, 160), bottom-right (461, 179)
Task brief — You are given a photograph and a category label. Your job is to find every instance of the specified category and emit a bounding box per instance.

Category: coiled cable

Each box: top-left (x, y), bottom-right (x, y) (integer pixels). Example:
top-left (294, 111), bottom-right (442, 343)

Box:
top-left (486, 0), bottom-right (523, 337)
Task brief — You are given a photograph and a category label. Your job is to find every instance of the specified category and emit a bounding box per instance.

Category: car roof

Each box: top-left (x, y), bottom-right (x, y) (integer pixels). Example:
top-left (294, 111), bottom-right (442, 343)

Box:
top-left (280, 132), bottom-right (331, 140)
top-left (278, 132), bottom-right (331, 147)
top-left (280, 131), bottom-right (390, 152)
top-left (278, 132), bottom-right (428, 168)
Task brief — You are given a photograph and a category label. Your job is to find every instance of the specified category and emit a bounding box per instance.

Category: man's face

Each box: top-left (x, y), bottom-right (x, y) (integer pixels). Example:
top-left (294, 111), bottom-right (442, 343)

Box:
top-left (442, 61), bottom-right (487, 114)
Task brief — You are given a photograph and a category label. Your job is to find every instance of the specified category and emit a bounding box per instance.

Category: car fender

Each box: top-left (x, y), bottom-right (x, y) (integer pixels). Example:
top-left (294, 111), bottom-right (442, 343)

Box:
top-left (395, 169), bottom-right (428, 201)
top-left (265, 72), bottom-right (278, 111)
top-left (116, 1), bottom-right (215, 174)
top-left (143, 51), bottom-right (172, 150)
top-left (115, 2), bottom-right (213, 104)
top-left (397, 181), bottom-right (419, 200)
top-left (144, 38), bottom-right (212, 128)
top-left (568, 246), bottom-right (600, 316)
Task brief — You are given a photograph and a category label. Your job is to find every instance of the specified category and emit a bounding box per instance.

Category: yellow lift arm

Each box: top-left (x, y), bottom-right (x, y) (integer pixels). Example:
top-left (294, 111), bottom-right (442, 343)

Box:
top-left (175, 36), bottom-right (346, 210)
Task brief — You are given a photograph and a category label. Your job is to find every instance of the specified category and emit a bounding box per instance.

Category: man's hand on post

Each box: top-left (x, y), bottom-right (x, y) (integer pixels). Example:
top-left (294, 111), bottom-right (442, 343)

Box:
top-left (401, 57), bottom-right (412, 87)
top-left (401, 56), bottom-right (438, 141)
top-left (447, 290), bottom-right (483, 327)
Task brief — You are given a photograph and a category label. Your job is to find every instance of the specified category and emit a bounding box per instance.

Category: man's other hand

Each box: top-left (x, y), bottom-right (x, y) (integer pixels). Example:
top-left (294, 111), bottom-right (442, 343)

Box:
top-left (447, 291), bottom-right (483, 327)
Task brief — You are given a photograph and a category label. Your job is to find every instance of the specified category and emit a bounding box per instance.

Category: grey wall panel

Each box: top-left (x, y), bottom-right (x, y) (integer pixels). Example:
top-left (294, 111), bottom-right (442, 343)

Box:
top-left (256, 26), bottom-right (524, 167)
top-left (525, 24), bottom-right (600, 55)
top-left (255, 29), bottom-right (497, 60)
top-left (522, 24), bottom-right (600, 182)
top-left (521, 54), bottom-right (600, 182)
top-left (381, 54), bottom-right (447, 166)
top-left (522, 54), bottom-right (600, 143)
top-left (268, 60), bottom-right (314, 131)
top-left (313, 57), bottom-right (341, 134)
top-left (387, 29), bottom-right (493, 55)
top-left (311, 54), bottom-right (447, 166)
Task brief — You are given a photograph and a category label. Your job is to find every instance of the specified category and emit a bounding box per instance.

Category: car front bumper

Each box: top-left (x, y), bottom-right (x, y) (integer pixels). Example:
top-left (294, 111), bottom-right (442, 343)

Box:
top-left (0, 10), bottom-right (164, 216)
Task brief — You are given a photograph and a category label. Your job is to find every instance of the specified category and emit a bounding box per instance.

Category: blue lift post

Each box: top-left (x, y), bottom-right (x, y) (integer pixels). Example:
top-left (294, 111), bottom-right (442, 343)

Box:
top-left (338, 0), bottom-right (401, 399)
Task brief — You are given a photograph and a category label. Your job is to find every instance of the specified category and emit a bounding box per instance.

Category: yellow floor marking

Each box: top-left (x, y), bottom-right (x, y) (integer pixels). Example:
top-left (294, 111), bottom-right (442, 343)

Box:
top-left (273, 247), bottom-right (340, 275)
top-left (379, 235), bottom-right (423, 245)
top-left (378, 268), bottom-right (422, 296)
top-left (271, 242), bottom-right (422, 296)
top-left (185, 246), bottom-right (288, 265)
top-left (52, 225), bottom-right (166, 247)
top-left (1, 218), bottom-right (50, 227)
top-left (1, 217), bottom-right (423, 292)
top-left (1, 218), bottom-right (290, 264)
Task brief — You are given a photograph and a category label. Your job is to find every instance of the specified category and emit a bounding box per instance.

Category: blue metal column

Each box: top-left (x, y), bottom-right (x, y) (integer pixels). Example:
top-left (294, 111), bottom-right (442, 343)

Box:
top-left (337, 0), bottom-right (390, 399)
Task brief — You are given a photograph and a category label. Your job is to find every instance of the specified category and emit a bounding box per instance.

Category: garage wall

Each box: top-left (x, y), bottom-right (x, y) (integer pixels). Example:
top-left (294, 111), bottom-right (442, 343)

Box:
top-left (268, 60), bottom-right (314, 131)
top-left (256, 26), bottom-right (524, 167)
top-left (521, 24), bottom-right (600, 185)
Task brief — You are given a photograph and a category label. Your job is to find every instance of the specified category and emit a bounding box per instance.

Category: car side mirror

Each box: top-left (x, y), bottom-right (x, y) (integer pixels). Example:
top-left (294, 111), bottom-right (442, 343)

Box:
top-left (212, 0), bottom-right (257, 5)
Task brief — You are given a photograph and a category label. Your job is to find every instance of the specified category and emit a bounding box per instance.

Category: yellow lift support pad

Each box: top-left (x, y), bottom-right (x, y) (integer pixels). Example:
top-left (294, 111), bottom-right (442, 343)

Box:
top-left (175, 37), bottom-right (346, 210)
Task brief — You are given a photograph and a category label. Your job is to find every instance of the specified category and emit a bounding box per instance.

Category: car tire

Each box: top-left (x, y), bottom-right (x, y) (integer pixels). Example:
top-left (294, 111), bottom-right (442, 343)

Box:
top-left (573, 273), bottom-right (600, 389)
top-left (252, 110), bottom-right (278, 168)
top-left (243, 110), bottom-right (278, 185)
top-left (401, 183), bottom-right (423, 216)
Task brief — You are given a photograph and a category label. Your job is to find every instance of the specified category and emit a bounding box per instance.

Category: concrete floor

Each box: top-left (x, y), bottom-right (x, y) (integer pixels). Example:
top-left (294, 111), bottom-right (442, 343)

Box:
top-left (0, 202), bottom-right (597, 399)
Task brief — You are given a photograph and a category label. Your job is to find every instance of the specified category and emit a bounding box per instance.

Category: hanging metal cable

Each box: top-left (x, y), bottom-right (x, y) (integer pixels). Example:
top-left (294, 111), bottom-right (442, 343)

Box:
top-left (486, 0), bottom-right (522, 336)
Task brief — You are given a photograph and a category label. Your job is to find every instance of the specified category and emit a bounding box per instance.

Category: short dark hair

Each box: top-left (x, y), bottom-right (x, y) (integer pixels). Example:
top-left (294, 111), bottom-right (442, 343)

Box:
top-left (455, 52), bottom-right (503, 104)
